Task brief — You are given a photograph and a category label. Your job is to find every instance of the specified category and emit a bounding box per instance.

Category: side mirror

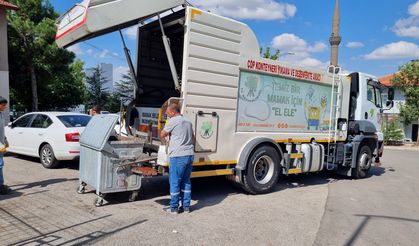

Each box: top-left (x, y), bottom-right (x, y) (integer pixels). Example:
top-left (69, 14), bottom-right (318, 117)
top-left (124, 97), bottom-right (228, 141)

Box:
top-left (7, 122), bottom-right (13, 128)
top-left (388, 88), bottom-right (395, 101)
top-left (381, 100), bottom-right (395, 113)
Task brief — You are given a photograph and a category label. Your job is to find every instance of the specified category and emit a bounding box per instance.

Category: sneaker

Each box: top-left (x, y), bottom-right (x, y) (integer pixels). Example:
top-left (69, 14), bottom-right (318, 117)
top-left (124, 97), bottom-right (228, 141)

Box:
top-left (163, 207), bottom-right (178, 214)
top-left (0, 185), bottom-right (11, 195)
top-left (180, 207), bottom-right (190, 213)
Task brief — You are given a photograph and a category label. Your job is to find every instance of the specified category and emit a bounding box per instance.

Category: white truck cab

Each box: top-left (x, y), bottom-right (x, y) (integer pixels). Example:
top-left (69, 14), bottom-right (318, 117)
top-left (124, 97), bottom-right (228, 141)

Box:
top-left (348, 72), bottom-right (394, 159)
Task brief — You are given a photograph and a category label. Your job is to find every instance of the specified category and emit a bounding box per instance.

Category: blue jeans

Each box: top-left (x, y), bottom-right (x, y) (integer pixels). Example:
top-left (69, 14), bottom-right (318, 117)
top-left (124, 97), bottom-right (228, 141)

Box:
top-left (0, 156), bottom-right (4, 186)
top-left (169, 155), bottom-right (193, 210)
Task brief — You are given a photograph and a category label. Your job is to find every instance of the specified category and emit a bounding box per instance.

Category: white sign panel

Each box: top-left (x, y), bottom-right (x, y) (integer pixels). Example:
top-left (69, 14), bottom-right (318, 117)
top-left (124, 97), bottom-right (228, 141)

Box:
top-left (237, 71), bottom-right (333, 133)
top-left (138, 107), bottom-right (159, 137)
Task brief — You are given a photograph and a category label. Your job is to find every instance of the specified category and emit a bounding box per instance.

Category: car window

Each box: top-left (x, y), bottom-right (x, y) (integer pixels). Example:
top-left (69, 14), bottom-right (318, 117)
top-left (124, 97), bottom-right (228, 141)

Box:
top-left (57, 115), bottom-right (91, 128)
top-left (13, 115), bottom-right (34, 128)
top-left (30, 114), bottom-right (53, 128)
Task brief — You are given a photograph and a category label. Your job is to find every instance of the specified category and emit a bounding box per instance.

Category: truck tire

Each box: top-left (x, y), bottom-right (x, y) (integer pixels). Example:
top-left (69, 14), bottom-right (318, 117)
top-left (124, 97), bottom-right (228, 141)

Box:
top-left (351, 144), bottom-right (372, 179)
top-left (40, 144), bottom-right (59, 169)
top-left (242, 145), bottom-right (281, 194)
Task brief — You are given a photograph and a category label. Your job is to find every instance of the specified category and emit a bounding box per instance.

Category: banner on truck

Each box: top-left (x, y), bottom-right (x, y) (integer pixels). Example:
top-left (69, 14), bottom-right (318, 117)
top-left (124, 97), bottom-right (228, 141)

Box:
top-left (237, 71), bottom-right (333, 133)
top-left (137, 107), bottom-right (159, 137)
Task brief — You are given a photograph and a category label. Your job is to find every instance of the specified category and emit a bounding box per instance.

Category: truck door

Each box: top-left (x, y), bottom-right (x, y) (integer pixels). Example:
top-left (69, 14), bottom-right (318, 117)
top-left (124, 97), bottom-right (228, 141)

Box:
top-left (194, 111), bottom-right (219, 153)
top-left (364, 83), bottom-right (383, 134)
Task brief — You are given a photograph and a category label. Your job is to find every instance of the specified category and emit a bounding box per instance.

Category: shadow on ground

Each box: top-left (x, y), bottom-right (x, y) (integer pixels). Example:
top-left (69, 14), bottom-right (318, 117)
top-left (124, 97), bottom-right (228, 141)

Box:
top-left (1, 207), bottom-right (147, 246)
top-left (5, 153), bottom-right (80, 170)
top-left (10, 178), bottom-right (78, 191)
top-left (100, 166), bottom-right (386, 211)
top-left (103, 176), bottom-right (241, 212)
top-left (344, 214), bottom-right (419, 246)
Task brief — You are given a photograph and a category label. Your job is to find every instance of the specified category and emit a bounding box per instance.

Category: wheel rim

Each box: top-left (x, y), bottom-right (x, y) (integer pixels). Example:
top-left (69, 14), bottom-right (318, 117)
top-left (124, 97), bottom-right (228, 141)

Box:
top-left (42, 147), bottom-right (52, 165)
top-left (359, 152), bottom-right (371, 170)
top-left (253, 155), bottom-right (275, 185)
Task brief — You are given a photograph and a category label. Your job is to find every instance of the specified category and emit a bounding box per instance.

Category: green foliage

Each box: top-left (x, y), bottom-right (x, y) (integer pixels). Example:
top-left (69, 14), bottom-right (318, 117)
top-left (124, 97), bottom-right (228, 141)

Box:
top-left (114, 71), bottom-right (135, 104)
top-left (103, 94), bottom-right (122, 113)
top-left (85, 66), bottom-right (110, 110)
top-left (260, 47), bottom-right (280, 60)
top-left (7, 0), bottom-right (86, 111)
top-left (392, 60), bottom-right (419, 144)
top-left (392, 60), bottom-right (419, 125)
top-left (383, 120), bottom-right (404, 144)
top-left (39, 59), bottom-right (87, 110)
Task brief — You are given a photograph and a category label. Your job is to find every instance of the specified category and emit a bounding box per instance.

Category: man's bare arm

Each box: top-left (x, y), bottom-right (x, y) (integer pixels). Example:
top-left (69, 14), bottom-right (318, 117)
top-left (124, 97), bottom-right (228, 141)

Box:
top-left (160, 130), bottom-right (169, 139)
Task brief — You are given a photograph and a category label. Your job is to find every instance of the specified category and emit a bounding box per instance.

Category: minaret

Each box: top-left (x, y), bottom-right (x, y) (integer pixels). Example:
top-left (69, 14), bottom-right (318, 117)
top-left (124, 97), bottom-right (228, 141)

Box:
top-left (329, 0), bottom-right (341, 67)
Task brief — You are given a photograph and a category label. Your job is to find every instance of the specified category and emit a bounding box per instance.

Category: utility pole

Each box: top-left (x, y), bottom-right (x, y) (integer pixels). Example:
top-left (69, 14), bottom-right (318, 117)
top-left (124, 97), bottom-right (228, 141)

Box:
top-left (329, 0), bottom-right (341, 67)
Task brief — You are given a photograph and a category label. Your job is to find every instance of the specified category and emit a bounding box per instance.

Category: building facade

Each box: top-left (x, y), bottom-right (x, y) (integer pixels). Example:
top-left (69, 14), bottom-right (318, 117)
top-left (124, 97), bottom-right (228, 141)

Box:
top-left (0, 0), bottom-right (18, 124)
top-left (380, 73), bottom-right (418, 142)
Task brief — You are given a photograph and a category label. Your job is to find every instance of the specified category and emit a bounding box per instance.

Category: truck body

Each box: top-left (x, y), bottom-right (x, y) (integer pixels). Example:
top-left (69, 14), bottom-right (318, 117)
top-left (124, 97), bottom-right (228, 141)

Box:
top-left (56, 0), bottom-right (393, 196)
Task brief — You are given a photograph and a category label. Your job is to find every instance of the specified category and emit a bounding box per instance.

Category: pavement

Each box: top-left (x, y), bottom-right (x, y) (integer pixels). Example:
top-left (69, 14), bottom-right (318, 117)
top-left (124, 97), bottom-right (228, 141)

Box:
top-left (314, 148), bottom-right (419, 246)
top-left (382, 144), bottom-right (419, 152)
top-left (0, 147), bottom-right (418, 246)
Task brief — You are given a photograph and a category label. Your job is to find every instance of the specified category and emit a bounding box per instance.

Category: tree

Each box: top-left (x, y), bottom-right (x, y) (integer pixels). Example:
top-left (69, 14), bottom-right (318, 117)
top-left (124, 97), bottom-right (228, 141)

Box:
top-left (7, 0), bottom-right (86, 111)
top-left (114, 71), bottom-right (135, 104)
top-left (260, 47), bottom-right (280, 60)
top-left (104, 93), bottom-right (122, 113)
top-left (392, 60), bottom-right (419, 143)
top-left (85, 66), bottom-right (110, 110)
top-left (383, 120), bottom-right (404, 145)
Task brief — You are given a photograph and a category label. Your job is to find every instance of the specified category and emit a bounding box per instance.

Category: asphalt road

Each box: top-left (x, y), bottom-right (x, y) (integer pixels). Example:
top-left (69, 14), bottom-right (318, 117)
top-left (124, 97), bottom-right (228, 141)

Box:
top-left (314, 148), bottom-right (419, 246)
top-left (0, 147), bottom-right (418, 246)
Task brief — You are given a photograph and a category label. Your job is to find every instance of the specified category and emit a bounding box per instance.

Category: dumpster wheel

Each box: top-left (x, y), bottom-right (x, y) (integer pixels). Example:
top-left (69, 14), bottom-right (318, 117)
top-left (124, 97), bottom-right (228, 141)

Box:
top-left (77, 182), bottom-right (87, 194)
top-left (94, 194), bottom-right (106, 207)
top-left (128, 190), bottom-right (139, 202)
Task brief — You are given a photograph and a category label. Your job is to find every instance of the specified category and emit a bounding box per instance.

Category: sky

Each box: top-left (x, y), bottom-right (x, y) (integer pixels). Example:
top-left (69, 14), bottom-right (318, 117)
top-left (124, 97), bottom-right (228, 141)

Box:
top-left (50, 0), bottom-right (419, 83)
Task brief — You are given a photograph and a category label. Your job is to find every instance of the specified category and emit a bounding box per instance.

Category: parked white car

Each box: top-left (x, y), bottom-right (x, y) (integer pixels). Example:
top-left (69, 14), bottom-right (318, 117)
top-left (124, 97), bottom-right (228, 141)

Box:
top-left (5, 112), bottom-right (91, 168)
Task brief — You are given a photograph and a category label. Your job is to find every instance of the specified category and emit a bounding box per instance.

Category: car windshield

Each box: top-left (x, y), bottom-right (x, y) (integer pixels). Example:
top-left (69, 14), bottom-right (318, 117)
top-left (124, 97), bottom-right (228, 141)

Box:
top-left (57, 115), bottom-right (91, 128)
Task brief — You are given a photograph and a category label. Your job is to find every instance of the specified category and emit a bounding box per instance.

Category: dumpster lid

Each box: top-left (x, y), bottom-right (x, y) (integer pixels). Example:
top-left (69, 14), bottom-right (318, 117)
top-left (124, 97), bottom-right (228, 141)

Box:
top-left (80, 114), bottom-right (119, 151)
top-left (55, 0), bottom-right (185, 48)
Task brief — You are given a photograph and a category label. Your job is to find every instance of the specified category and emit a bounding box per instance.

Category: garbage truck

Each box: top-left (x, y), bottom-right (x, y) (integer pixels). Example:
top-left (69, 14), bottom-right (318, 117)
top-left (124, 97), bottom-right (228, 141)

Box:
top-left (55, 0), bottom-right (394, 201)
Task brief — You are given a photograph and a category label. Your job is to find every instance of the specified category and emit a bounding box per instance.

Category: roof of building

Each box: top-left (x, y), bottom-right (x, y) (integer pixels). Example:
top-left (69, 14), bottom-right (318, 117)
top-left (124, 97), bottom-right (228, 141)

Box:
top-left (0, 0), bottom-right (18, 10)
top-left (379, 73), bottom-right (400, 87)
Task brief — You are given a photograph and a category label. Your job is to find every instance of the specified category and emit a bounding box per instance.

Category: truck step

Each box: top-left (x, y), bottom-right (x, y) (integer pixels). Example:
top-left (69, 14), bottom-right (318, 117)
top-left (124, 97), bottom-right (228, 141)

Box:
top-left (191, 169), bottom-right (234, 178)
top-left (288, 168), bottom-right (302, 174)
top-left (289, 153), bottom-right (304, 159)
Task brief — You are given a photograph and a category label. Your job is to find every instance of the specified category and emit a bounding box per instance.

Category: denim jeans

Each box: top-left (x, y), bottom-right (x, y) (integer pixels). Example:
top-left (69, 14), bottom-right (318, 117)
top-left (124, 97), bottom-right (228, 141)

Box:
top-left (0, 156), bottom-right (4, 186)
top-left (169, 155), bottom-right (193, 210)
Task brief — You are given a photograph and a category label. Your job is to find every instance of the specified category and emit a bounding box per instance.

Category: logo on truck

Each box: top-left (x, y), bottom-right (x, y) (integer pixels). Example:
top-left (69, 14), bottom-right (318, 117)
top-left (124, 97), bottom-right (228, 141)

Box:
top-left (240, 75), bottom-right (262, 102)
top-left (200, 121), bottom-right (214, 139)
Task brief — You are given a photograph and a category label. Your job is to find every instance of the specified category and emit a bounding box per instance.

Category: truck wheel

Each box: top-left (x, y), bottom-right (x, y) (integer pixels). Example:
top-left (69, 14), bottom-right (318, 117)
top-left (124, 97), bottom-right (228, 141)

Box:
top-left (243, 145), bottom-right (281, 194)
top-left (40, 144), bottom-right (59, 169)
top-left (352, 145), bottom-right (372, 179)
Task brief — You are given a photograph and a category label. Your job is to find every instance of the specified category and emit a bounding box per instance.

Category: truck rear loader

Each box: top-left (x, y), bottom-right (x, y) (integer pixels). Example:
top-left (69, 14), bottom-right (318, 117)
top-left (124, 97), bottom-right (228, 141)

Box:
top-left (55, 0), bottom-right (394, 204)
